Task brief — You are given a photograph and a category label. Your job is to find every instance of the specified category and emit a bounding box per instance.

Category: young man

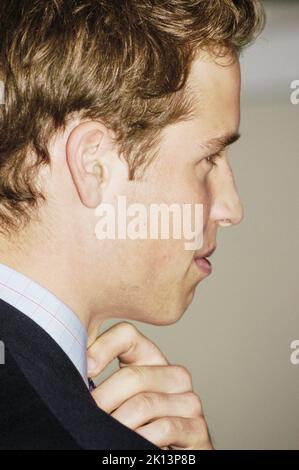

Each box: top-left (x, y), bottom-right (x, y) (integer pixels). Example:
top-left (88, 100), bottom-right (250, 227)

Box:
top-left (0, 1), bottom-right (264, 450)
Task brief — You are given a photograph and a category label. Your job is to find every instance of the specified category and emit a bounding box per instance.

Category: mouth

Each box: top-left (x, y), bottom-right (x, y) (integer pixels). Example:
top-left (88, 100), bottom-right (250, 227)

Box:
top-left (194, 246), bottom-right (216, 275)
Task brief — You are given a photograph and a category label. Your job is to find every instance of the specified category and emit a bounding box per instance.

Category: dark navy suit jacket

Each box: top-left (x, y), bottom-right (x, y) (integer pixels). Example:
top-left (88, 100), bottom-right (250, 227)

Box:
top-left (0, 298), bottom-right (159, 450)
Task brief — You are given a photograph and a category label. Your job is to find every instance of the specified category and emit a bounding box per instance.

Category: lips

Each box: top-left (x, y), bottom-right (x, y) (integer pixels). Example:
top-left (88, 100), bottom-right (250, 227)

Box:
top-left (195, 256), bottom-right (212, 274)
top-left (194, 246), bottom-right (216, 275)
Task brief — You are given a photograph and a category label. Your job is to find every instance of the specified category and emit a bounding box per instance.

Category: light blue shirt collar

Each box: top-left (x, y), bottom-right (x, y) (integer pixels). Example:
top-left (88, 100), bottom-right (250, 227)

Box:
top-left (0, 262), bottom-right (88, 387)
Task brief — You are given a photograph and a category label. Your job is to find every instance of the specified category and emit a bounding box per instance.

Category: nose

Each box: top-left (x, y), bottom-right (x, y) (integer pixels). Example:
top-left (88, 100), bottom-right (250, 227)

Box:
top-left (209, 162), bottom-right (244, 228)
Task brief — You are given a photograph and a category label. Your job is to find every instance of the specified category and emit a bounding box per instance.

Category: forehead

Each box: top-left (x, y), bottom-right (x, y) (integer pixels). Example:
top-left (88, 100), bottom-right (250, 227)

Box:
top-left (157, 51), bottom-right (241, 160)
top-left (187, 51), bottom-right (241, 139)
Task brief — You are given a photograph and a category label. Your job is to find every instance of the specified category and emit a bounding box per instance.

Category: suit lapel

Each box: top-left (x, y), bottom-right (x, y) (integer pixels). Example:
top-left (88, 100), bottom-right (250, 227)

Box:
top-left (0, 299), bottom-right (158, 450)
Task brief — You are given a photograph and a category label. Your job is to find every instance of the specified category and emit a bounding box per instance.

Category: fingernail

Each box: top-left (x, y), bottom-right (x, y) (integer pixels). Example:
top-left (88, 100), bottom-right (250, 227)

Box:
top-left (87, 357), bottom-right (97, 372)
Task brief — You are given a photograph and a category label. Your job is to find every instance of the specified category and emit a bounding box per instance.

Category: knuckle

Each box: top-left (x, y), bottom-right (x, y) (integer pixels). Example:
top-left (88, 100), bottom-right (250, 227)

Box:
top-left (117, 321), bottom-right (138, 338)
top-left (175, 365), bottom-right (193, 388)
top-left (196, 416), bottom-right (212, 448)
top-left (159, 417), bottom-right (175, 436)
top-left (187, 418), bottom-right (205, 447)
top-left (187, 392), bottom-right (203, 416)
top-left (198, 415), bottom-right (209, 435)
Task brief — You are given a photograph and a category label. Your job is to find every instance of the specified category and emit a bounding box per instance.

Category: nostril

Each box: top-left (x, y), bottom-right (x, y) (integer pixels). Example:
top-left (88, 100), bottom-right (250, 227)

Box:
top-left (219, 218), bottom-right (233, 227)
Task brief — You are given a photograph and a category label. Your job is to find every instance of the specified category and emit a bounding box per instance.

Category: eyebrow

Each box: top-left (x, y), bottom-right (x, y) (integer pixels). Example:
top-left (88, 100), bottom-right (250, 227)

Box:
top-left (198, 132), bottom-right (241, 154)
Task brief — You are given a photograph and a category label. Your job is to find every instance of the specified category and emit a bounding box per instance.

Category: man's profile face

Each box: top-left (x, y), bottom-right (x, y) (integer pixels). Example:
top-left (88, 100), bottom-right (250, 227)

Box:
top-left (92, 51), bottom-right (243, 326)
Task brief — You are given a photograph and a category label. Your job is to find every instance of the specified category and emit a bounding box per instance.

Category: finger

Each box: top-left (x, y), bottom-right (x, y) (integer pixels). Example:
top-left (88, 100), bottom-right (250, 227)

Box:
top-left (87, 322), bottom-right (168, 376)
top-left (111, 392), bottom-right (202, 429)
top-left (136, 416), bottom-right (211, 450)
top-left (92, 365), bottom-right (193, 414)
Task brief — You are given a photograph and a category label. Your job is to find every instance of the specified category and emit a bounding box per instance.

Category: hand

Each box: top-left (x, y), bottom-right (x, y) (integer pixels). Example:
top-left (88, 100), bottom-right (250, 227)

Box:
top-left (87, 322), bottom-right (214, 450)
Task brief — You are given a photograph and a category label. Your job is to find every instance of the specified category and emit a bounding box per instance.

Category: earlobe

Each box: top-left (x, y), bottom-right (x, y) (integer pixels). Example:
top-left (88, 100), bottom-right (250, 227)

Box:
top-left (66, 121), bottom-right (109, 209)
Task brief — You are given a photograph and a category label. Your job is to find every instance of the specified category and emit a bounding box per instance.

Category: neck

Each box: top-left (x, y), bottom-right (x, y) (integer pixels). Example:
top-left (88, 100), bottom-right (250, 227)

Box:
top-left (0, 226), bottom-right (104, 346)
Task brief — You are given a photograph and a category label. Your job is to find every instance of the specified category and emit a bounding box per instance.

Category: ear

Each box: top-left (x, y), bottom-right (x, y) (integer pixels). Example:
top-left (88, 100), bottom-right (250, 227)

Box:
top-left (66, 121), bottom-right (111, 208)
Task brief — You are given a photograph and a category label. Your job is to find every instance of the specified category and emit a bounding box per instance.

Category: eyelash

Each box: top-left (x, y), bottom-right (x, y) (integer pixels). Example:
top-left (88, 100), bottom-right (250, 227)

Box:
top-left (206, 152), bottom-right (221, 166)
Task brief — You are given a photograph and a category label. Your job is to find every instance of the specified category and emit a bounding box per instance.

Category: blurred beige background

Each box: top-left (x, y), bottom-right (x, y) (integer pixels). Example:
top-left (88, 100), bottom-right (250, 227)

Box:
top-left (97, 1), bottom-right (299, 450)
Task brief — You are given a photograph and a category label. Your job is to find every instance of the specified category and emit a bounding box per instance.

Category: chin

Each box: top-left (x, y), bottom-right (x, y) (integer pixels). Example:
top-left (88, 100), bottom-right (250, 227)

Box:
top-left (142, 295), bottom-right (193, 326)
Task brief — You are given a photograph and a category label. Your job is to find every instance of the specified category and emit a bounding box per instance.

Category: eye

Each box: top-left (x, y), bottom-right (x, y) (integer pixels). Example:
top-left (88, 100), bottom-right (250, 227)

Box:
top-left (205, 152), bottom-right (222, 166)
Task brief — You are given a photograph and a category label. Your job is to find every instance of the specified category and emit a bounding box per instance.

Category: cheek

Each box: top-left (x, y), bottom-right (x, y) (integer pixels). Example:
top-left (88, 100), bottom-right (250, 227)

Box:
top-left (142, 237), bottom-right (193, 282)
top-left (180, 176), bottom-right (211, 235)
